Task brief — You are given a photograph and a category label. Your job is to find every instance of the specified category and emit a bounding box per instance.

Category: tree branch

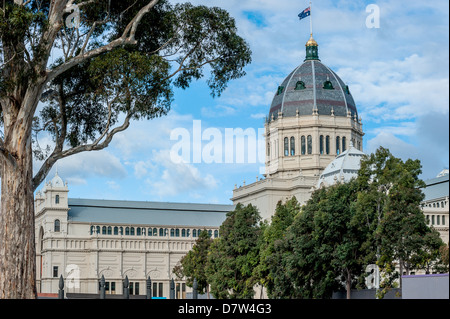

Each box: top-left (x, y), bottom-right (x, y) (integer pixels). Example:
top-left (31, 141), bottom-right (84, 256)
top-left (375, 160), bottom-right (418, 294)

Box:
top-left (32, 112), bottom-right (132, 191)
top-left (46, 0), bottom-right (159, 84)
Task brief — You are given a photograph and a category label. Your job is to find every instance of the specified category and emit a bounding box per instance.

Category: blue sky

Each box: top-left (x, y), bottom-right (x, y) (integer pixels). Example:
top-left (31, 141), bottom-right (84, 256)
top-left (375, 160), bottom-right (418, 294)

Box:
top-left (37, 0), bottom-right (449, 205)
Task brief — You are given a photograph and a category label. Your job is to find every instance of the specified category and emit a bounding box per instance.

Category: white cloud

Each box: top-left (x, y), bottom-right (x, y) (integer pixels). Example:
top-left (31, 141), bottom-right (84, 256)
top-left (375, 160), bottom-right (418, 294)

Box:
top-left (144, 149), bottom-right (219, 199)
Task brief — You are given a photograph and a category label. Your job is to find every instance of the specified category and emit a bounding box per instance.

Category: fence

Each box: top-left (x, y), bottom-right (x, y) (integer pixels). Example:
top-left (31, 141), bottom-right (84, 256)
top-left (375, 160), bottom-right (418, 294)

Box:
top-left (57, 275), bottom-right (201, 299)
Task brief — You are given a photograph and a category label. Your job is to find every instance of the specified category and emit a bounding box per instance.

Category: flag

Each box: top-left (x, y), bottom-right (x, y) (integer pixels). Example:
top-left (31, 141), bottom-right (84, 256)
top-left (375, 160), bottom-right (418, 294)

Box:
top-left (298, 7), bottom-right (311, 20)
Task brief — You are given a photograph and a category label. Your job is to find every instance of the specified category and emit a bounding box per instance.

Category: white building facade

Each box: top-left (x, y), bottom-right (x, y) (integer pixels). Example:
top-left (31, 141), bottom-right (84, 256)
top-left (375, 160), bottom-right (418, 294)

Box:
top-left (34, 173), bottom-right (233, 297)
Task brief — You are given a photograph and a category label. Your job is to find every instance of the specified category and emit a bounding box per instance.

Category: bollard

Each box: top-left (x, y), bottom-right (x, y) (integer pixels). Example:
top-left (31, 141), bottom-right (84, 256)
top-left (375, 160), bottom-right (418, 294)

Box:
top-left (170, 278), bottom-right (175, 299)
top-left (58, 275), bottom-right (64, 299)
top-left (123, 276), bottom-right (129, 299)
top-left (100, 275), bottom-right (106, 299)
top-left (193, 278), bottom-right (198, 299)
top-left (146, 276), bottom-right (152, 299)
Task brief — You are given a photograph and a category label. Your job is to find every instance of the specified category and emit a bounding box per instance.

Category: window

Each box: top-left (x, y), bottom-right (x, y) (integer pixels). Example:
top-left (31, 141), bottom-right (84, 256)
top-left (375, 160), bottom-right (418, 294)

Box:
top-left (119, 227), bottom-right (123, 235)
top-left (208, 230), bottom-right (212, 238)
top-left (284, 137), bottom-right (289, 156)
top-left (326, 136), bottom-right (330, 155)
top-left (99, 281), bottom-right (116, 295)
top-left (53, 266), bottom-right (58, 278)
top-left (193, 229), bottom-right (197, 237)
top-left (55, 195), bottom-right (60, 204)
top-left (323, 80), bottom-right (334, 90)
top-left (295, 80), bottom-right (306, 90)
top-left (301, 136), bottom-right (306, 155)
top-left (437, 215), bottom-right (440, 225)
top-left (137, 228), bottom-right (141, 236)
top-left (342, 136), bottom-right (346, 151)
top-left (153, 228), bottom-right (158, 236)
top-left (290, 137), bottom-right (295, 156)
top-left (175, 229), bottom-right (180, 237)
top-left (102, 226), bottom-right (106, 235)
top-left (307, 135), bottom-right (312, 154)
top-left (170, 229), bottom-right (175, 237)
top-left (159, 228), bottom-right (164, 237)
top-left (130, 227), bottom-right (135, 236)
top-left (96, 226), bottom-right (100, 234)
top-left (90, 226), bottom-right (95, 235)
top-left (114, 227), bottom-right (118, 235)
top-left (432, 215), bottom-right (435, 225)
top-left (54, 219), bottom-right (60, 232)
top-left (107, 226), bottom-right (112, 235)
top-left (443, 215), bottom-right (446, 226)
top-left (319, 135), bottom-right (324, 155)
top-left (214, 230), bottom-right (219, 238)
top-left (182, 229), bottom-right (186, 237)
top-left (277, 86), bottom-right (284, 95)
top-left (129, 282), bottom-right (140, 295)
top-left (125, 227), bottom-right (130, 235)
top-left (336, 136), bottom-right (340, 155)
top-left (152, 282), bottom-right (164, 298)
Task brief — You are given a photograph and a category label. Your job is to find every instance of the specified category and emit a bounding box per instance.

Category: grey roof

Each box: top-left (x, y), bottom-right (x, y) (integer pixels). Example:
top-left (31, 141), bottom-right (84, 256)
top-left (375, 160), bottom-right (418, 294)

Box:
top-left (269, 60), bottom-right (358, 121)
top-left (421, 174), bottom-right (449, 202)
top-left (68, 198), bottom-right (233, 227)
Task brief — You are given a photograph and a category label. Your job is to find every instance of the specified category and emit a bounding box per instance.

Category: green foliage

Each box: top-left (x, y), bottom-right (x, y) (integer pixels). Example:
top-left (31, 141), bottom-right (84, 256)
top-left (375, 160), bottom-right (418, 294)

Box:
top-left (255, 197), bottom-right (300, 298)
top-left (173, 230), bottom-right (212, 294)
top-left (205, 203), bottom-right (262, 299)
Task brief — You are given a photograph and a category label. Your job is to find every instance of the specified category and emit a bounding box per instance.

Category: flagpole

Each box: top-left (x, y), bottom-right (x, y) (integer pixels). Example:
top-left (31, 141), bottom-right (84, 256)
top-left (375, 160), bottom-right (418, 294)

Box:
top-left (310, 0), bottom-right (313, 36)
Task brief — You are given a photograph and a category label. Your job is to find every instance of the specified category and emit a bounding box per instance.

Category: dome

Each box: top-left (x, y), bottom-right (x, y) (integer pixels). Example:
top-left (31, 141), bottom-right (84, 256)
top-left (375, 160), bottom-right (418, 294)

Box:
top-left (268, 36), bottom-right (358, 122)
top-left (316, 142), bottom-right (365, 188)
top-left (51, 172), bottom-right (65, 188)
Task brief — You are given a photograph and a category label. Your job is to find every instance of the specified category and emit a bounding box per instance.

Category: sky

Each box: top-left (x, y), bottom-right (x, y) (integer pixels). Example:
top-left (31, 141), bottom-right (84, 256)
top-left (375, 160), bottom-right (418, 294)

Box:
top-left (35, 0), bottom-right (449, 205)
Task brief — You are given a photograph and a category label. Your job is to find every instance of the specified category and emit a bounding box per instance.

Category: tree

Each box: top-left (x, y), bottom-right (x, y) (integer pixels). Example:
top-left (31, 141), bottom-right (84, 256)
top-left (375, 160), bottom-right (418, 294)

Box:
top-left (270, 181), bottom-right (368, 299)
top-left (173, 230), bottom-right (212, 298)
top-left (254, 197), bottom-right (299, 298)
top-left (205, 203), bottom-right (262, 299)
top-left (355, 147), bottom-right (445, 297)
top-left (0, 0), bottom-right (251, 298)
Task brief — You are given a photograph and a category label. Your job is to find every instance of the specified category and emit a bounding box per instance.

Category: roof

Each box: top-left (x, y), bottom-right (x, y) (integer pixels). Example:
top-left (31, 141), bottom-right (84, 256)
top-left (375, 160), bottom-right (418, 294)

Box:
top-left (317, 143), bottom-right (366, 188)
top-left (268, 59), bottom-right (358, 121)
top-left (421, 174), bottom-right (449, 202)
top-left (67, 198), bottom-right (233, 227)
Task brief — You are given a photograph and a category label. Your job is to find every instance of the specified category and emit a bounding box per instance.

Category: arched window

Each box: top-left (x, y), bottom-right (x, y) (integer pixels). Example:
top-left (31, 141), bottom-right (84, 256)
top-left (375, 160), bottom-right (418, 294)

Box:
top-left (96, 226), bottom-right (100, 234)
top-left (301, 136), bottom-right (306, 155)
top-left (153, 228), bottom-right (158, 236)
top-left (214, 230), bottom-right (219, 238)
top-left (159, 228), bottom-right (164, 237)
top-left (290, 137), bottom-right (295, 156)
top-left (107, 226), bottom-right (112, 235)
top-left (307, 135), bottom-right (312, 154)
top-left (54, 219), bottom-right (60, 232)
top-left (284, 137), bottom-right (289, 156)
top-left (119, 227), bottom-right (123, 235)
top-left (336, 136), bottom-right (340, 155)
top-left (114, 227), bottom-right (119, 235)
top-left (319, 135), bottom-right (324, 155)
top-left (102, 226), bottom-right (107, 235)
top-left (182, 229), bottom-right (186, 237)
top-left (267, 142), bottom-right (270, 157)
top-left (193, 229), bottom-right (197, 237)
top-left (437, 215), bottom-right (440, 225)
top-left (148, 228), bottom-right (153, 236)
top-left (130, 227), bottom-right (135, 236)
top-left (170, 229), bottom-right (175, 237)
top-left (137, 228), bottom-right (141, 236)
top-left (208, 230), bottom-right (213, 238)
top-left (55, 195), bottom-right (60, 204)
top-left (342, 136), bottom-right (346, 151)
top-left (326, 136), bottom-right (330, 155)
top-left (175, 229), bottom-right (180, 237)
top-left (125, 227), bottom-right (130, 235)
top-left (295, 80), bottom-right (306, 90)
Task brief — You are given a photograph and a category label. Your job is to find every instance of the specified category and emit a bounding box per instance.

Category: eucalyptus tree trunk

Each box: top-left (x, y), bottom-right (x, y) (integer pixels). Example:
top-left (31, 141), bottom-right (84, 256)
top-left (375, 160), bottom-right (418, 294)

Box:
top-left (0, 117), bottom-right (37, 299)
